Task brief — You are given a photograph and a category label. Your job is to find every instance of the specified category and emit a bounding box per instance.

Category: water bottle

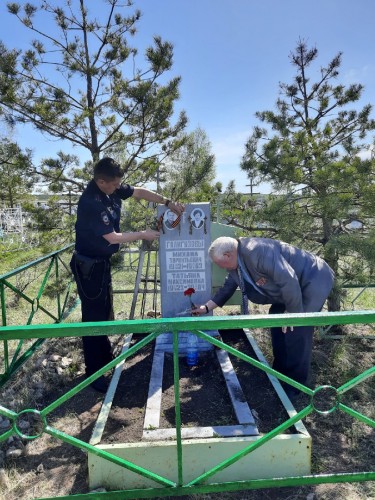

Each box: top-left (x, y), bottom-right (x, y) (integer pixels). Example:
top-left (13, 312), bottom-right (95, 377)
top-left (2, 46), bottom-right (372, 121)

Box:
top-left (186, 333), bottom-right (199, 366)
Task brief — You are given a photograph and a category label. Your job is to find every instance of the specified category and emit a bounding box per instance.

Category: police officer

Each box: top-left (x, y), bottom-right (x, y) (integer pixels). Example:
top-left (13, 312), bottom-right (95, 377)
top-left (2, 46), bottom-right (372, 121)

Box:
top-left (70, 157), bottom-right (184, 392)
top-left (193, 236), bottom-right (335, 402)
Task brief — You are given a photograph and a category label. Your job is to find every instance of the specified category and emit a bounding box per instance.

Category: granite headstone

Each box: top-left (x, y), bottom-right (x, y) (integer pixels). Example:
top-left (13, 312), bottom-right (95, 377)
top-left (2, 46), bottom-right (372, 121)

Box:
top-left (156, 202), bottom-right (218, 353)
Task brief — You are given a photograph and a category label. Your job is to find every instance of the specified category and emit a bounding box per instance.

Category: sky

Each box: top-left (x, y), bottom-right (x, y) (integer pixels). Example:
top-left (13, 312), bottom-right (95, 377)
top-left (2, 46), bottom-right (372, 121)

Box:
top-left (1, 0), bottom-right (375, 194)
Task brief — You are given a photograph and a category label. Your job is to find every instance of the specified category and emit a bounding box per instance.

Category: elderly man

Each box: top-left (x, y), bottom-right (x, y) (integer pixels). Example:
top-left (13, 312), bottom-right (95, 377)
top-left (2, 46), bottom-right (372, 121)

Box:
top-left (193, 236), bottom-right (335, 400)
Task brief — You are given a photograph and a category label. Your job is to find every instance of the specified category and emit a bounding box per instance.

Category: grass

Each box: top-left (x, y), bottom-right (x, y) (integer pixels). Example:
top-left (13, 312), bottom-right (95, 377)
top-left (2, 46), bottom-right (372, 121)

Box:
top-left (344, 286), bottom-right (375, 310)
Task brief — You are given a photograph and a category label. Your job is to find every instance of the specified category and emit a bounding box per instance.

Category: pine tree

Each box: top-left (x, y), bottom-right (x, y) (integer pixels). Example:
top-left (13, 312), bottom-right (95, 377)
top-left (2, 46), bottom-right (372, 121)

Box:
top-left (162, 128), bottom-right (218, 203)
top-left (0, 138), bottom-right (35, 207)
top-left (240, 40), bottom-right (375, 310)
top-left (0, 0), bottom-right (187, 188)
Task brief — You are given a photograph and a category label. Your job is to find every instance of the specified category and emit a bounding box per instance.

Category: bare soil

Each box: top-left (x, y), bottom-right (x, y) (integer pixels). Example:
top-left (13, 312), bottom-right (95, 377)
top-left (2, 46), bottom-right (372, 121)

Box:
top-left (102, 329), bottom-right (293, 444)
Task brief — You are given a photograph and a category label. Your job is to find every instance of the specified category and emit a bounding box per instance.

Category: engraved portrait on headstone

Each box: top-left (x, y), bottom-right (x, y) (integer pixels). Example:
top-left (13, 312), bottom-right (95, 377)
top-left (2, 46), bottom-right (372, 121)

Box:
top-left (164, 209), bottom-right (178, 230)
top-left (190, 208), bottom-right (204, 228)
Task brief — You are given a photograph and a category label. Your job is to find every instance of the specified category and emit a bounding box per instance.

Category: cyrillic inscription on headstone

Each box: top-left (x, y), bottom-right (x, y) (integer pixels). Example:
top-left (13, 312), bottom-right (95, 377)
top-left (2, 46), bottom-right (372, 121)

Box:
top-left (157, 203), bottom-right (217, 352)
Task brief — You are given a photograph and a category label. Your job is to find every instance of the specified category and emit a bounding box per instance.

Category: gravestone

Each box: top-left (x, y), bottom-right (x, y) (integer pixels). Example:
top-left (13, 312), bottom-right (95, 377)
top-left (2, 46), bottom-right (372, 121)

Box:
top-left (156, 202), bottom-right (218, 353)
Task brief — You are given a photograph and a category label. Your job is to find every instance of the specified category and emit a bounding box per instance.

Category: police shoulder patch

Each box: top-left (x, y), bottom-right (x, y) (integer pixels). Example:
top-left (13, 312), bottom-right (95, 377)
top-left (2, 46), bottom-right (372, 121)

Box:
top-left (101, 211), bottom-right (110, 225)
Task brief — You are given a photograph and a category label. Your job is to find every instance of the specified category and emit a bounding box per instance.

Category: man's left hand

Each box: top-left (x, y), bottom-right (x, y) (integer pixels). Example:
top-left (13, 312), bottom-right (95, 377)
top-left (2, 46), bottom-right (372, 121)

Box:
top-left (282, 310), bottom-right (294, 333)
top-left (191, 305), bottom-right (207, 316)
top-left (282, 326), bottom-right (294, 333)
top-left (168, 201), bottom-right (185, 215)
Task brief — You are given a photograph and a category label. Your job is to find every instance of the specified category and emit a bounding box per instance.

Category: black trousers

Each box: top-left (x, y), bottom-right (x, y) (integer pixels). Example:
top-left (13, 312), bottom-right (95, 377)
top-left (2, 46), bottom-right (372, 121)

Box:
top-left (70, 253), bottom-right (114, 377)
top-left (269, 303), bottom-right (314, 393)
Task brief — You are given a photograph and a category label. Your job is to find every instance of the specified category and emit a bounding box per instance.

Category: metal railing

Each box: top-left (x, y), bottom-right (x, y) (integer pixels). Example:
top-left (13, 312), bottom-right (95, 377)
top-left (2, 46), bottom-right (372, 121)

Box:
top-left (0, 244), bottom-right (75, 385)
top-left (317, 283), bottom-right (375, 338)
top-left (0, 310), bottom-right (374, 499)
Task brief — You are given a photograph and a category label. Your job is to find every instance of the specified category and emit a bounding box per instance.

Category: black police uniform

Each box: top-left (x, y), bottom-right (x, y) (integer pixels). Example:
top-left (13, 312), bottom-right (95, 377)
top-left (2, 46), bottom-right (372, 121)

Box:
top-left (70, 180), bottom-right (134, 377)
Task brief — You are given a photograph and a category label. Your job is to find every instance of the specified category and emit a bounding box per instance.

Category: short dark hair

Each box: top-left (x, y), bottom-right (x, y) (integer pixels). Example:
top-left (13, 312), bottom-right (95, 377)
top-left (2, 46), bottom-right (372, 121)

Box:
top-left (93, 157), bottom-right (124, 181)
top-left (192, 209), bottom-right (202, 217)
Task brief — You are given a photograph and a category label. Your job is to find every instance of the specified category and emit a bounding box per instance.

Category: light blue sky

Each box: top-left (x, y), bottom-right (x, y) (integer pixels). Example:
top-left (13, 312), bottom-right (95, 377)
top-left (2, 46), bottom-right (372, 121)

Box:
top-left (1, 0), bottom-right (375, 193)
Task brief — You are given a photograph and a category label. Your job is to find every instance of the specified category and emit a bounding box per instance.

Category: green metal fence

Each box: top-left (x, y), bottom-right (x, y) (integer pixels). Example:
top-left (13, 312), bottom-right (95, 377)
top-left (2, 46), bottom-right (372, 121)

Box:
top-left (0, 244), bottom-right (75, 385)
top-left (0, 311), bottom-right (374, 499)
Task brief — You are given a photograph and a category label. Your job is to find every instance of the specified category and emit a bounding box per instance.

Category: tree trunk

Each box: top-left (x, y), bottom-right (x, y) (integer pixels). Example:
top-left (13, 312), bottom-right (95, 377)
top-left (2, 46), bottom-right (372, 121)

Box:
top-left (322, 218), bottom-right (341, 312)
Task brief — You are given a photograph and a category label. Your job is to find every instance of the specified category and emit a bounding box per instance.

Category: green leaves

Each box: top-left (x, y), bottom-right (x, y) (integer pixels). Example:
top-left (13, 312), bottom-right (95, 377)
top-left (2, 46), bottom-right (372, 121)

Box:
top-left (161, 128), bottom-right (216, 202)
top-left (0, 138), bottom-right (36, 207)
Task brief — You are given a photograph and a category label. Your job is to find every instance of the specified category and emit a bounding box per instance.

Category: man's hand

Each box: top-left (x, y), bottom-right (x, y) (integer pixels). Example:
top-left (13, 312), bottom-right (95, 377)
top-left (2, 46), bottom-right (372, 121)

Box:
top-left (282, 311), bottom-right (294, 333)
top-left (191, 305), bottom-right (207, 316)
top-left (168, 201), bottom-right (185, 216)
top-left (141, 229), bottom-right (160, 241)
top-left (282, 326), bottom-right (294, 333)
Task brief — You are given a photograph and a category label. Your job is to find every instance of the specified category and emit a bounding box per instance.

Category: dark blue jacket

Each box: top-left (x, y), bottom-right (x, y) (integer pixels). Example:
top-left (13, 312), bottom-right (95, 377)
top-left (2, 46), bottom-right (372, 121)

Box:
top-left (75, 180), bottom-right (134, 258)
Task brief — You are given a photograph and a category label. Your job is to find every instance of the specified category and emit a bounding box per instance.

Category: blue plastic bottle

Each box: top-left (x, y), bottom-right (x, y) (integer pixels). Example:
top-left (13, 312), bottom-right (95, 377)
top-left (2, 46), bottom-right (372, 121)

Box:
top-left (186, 333), bottom-right (198, 366)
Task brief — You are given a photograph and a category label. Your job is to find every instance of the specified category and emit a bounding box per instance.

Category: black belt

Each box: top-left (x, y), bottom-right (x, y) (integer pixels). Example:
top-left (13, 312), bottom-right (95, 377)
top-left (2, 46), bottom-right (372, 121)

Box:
top-left (74, 251), bottom-right (108, 262)
top-left (73, 251), bottom-right (107, 279)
